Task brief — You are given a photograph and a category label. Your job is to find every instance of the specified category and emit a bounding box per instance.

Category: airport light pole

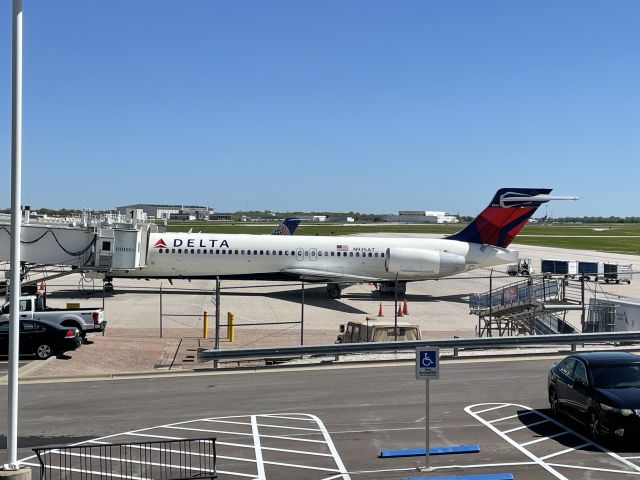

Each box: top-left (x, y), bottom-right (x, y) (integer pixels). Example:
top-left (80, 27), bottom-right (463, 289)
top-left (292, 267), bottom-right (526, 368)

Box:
top-left (4, 0), bottom-right (23, 470)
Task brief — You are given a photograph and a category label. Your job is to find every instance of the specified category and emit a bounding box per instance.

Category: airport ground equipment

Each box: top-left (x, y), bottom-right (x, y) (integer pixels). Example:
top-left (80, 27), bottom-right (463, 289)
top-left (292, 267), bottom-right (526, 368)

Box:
top-left (507, 258), bottom-right (533, 276)
top-left (0, 295), bottom-right (105, 338)
top-left (586, 296), bottom-right (640, 332)
top-left (540, 258), bottom-right (632, 283)
top-left (336, 318), bottom-right (422, 343)
top-left (469, 276), bottom-right (583, 337)
top-left (32, 437), bottom-right (216, 480)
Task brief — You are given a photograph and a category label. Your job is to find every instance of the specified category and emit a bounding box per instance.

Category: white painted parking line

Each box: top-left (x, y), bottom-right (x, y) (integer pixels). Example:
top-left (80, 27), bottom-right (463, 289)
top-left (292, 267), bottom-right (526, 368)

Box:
top-left (467, 402), bottom-right (640, 480)
top-left (19, 412), bottom-right (352, 479)
top-left (488, 410), bottom-right (535, 424)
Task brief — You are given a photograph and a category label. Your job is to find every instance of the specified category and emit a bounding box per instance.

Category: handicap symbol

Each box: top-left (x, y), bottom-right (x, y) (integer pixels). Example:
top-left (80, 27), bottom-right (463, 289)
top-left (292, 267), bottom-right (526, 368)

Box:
top-left (421, 353), bottom-right (435, 368)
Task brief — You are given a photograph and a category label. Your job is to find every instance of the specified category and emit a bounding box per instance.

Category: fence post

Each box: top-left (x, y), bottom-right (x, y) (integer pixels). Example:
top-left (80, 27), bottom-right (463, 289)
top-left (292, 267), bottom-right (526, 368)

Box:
top-left (214, 277), bottom-right (220, 369)
top-left (203, 311), bottom-right (208, 339)
top-left (159, 282), bottom-right (163, 339)
top-left (300, 281), bottom-right (305, 345)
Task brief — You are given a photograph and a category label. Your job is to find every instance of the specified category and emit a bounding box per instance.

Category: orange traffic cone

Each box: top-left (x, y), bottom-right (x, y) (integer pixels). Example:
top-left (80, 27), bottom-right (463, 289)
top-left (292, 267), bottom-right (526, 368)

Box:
top-left (378, 303), bottom-right (384, 317)
top-left (402, 298), bottom-right (409, 315)
top-left (397, 305), bottom-right (404, 317)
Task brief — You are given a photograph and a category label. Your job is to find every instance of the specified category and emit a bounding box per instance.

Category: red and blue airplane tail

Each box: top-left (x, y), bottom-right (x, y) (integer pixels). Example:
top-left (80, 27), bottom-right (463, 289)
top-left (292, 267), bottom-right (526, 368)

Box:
top-left (447, 188), bottom-right (553, 248)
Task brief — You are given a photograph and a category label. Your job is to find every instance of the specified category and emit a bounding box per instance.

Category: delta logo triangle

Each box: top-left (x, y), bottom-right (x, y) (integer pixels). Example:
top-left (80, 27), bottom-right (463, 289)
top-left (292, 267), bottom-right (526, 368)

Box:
top-left (154, 238), bottom-right (168, 248)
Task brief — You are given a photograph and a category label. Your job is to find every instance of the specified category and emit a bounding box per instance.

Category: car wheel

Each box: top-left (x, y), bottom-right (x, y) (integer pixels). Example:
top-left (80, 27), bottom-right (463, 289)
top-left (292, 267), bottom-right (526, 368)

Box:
top-left (36, 344), bottom-right (53, 360)
top-left (590, 411), bottom-right (602, 441)
top-left (549, 389), bottom-right (560, 416)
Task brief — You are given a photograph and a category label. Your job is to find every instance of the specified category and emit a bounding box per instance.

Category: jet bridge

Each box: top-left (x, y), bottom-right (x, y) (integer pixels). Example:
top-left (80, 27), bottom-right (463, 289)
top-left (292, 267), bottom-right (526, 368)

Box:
top-left (0, 212), bottom-right (156, 282)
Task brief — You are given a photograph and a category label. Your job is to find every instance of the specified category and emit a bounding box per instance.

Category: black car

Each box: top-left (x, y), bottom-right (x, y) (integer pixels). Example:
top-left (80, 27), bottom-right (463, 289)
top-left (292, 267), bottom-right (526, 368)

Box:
top-left (0, 318), bottom-right (82, 359)
top-left (548, 351), bottom-right (640, 441)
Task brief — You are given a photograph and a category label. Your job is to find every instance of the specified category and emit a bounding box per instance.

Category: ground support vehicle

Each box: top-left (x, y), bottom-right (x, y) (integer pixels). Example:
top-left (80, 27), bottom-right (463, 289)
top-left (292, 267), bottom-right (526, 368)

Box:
top-left (0, 318), bottom-right (82, 359)
top-left (507, 258), bottom-right (533, 276)
top-left (0, 296), bottom-right (106, 339)
top-left (336, 318), bottom-right (422, 343)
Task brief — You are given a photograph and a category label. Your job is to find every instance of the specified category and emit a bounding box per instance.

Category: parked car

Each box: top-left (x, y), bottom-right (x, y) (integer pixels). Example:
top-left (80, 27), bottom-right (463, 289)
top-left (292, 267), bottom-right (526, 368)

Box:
top-left (548, 352), bottom-right (640, 442)
top-left (0, 318), bottom-right (82, 359)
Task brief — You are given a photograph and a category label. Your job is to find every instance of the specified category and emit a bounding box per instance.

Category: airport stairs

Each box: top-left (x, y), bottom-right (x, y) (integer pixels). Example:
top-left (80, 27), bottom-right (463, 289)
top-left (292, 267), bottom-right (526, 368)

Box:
top-left (470, 277), bottom-right (580, 336)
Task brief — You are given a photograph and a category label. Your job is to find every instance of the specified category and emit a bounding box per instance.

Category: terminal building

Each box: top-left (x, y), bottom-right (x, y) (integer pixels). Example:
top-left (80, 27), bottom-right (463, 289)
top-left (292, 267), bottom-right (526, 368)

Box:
top-left (116, 204), bottom-right (214, 220)
top-left (385, 210), bottom-right (459, 224)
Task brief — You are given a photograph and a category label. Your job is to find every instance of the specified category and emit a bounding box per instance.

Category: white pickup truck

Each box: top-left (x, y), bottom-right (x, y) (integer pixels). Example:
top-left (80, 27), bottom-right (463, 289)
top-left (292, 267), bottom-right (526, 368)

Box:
top-left (0, 296), bottom-right (106, 339)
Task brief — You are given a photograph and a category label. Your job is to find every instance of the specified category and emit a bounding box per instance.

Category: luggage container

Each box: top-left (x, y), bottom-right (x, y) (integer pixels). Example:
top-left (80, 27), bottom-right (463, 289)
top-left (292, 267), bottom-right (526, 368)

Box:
top-left (578, 261), bottom-right (602, 281)
top-left (541, 259), bottom-right (578, 277)
top-left (586, 297), bottom-right (640, 332)
top-left (604, 263), bottom-right (633, 284)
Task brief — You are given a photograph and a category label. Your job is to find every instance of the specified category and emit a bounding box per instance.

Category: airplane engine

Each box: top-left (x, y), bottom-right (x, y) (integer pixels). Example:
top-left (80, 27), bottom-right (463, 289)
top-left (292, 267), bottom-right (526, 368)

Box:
top-left (385, 248), bottom-right (466, 277)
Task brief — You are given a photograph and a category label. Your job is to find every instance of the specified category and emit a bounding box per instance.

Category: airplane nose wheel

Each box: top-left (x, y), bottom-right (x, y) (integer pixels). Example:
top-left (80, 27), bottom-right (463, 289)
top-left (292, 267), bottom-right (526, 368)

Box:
top-left (326, 283), bottom-right (342, 299)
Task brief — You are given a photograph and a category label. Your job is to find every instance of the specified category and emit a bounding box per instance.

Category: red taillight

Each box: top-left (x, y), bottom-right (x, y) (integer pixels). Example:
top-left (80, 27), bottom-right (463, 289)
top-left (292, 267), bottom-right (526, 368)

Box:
top-left (65, 329), bottom-right (75, 337)
top-left (92, 312), bottom-right (99, 325)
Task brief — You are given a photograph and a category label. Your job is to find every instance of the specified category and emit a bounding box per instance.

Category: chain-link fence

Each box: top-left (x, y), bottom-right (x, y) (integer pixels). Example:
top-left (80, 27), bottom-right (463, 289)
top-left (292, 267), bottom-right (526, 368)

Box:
top-left (11, 269), bottom-right (639, 351)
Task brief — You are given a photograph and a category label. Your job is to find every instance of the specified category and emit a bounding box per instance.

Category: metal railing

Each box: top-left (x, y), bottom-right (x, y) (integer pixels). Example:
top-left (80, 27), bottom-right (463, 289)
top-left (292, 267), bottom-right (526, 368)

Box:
top-left (197, 331), bottom-right (640, 362)
top-left (33, 437), bottom-right (216, 480)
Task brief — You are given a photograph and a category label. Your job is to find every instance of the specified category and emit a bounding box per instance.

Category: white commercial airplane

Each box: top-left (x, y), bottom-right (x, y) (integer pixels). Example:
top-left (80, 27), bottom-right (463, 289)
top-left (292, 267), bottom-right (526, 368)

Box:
top-left (109, 188), bottom-right (577, 298)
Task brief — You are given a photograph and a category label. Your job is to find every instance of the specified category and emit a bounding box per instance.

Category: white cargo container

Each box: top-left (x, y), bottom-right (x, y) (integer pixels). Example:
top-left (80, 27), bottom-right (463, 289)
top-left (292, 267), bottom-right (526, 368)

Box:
top-left (588, 297), bottom-right (640, 332)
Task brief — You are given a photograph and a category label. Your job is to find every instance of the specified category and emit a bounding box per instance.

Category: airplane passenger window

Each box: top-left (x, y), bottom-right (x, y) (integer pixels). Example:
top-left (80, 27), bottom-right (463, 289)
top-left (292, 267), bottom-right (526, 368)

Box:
top-left (260, 250), bottom-right (264, 255)
top-left (203, 250), bottom-right (207, 254)
top-left (349, 252), bottom-right (353, 257)
top-left (290, 251), bottom-right (295, 256)
top-left (216, 249), bottom-right (220, 254)
top-left (266, 251), bottom-right (270, 255)
top-left (254, 250), bottom-right (258, 255)
top-left (241, 250), bottom-right (245, 254)
top-left (381, 253), bottom-right (385, 257)
top-left (285, 251), bottom-right (288, 255)
top-left (374, 253), bottom-right (378, 257)
top-left (272, 250), bottom-right (276, 255)
top-left (190, 249), bottom-right (194, 254)
top-left (356, 252), bottom-right (360, 257)
top-left (172, 249), bottom-right (175, 253)
top-left (279, 251), bottom-right (283, 255)
top-left (222, 250), bottom-right (226, 254)
top-left (247, 250), bottom-right (251, 255)
top-left (331, 252), bottom-right (334, 256)
top-left (318, 252), bottom-right (322, 256)
top-left (368, 253), bottom-right (372, 257)
top-left (178, 249), bottom-right (182, 253)
top-left (197, 249), bottom-right (201, 254)
top-left (304, 251), bottom-right (308, 257)
top-left (209, 249), bottom-right (213, 254)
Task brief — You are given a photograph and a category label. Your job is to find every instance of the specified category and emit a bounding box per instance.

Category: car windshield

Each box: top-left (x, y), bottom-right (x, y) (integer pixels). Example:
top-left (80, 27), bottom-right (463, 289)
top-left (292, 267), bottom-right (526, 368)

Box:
top-left (591, 363), bottom-right (640, 389)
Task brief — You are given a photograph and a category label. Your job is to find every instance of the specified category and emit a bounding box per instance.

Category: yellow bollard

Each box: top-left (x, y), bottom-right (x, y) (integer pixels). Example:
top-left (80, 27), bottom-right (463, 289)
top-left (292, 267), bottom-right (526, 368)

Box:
top-left (227, 312), bottom-right (235, 342)
top-left (203, 310), bottom-right (208, 339)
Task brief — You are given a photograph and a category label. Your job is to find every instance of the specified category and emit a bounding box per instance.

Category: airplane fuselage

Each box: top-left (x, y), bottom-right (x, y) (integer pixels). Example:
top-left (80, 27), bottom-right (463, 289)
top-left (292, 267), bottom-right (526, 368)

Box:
top-left (114, 232), bottom-right (518, 282)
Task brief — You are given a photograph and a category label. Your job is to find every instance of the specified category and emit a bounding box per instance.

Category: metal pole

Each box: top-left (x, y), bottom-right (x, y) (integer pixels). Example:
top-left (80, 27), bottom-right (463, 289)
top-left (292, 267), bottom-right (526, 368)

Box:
top-left (159, 282), bottom-right (163, 338)
top-left (425, 380), bottom-right (430, 470)
top-left (488, 269), bottom-right (493, 337)
top-left (580, 275), bottom-right (586, 332)
top-left (5, 0), bottom-right (23, 470)
top-left (300, 282), bottom-right (304, 345)
top-left (214, 277), bottom-right (220, 368)
top-left (394, 274), bottom-right (398, 339)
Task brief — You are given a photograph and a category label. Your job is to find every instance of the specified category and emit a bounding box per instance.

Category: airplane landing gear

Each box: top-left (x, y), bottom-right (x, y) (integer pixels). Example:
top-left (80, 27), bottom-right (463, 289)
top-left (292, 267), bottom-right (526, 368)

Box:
top-left (326, 283), bottom-right (342, 299)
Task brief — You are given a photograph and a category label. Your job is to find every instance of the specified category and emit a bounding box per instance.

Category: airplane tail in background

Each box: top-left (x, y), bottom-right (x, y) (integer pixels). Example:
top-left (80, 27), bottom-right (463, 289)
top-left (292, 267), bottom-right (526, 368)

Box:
top-left (447, 188), bottom-right (558, 248)
top-left (271, 217), bottom-right (301, 235)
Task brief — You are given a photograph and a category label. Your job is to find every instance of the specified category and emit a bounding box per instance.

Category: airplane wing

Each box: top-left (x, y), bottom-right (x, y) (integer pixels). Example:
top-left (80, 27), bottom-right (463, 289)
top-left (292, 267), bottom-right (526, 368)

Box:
top-left (281, 268), bottom-right (384, 283)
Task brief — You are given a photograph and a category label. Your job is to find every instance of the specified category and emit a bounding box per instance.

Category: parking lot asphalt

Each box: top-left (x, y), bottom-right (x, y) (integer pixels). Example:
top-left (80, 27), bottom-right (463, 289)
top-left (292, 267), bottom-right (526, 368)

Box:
top-left (5, 356), bottom-right (640, 480)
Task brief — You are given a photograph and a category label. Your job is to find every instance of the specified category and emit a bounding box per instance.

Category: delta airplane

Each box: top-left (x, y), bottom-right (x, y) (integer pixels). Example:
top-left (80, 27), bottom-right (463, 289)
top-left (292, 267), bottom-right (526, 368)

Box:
top-left (109, 188), bottom-right (577, 298)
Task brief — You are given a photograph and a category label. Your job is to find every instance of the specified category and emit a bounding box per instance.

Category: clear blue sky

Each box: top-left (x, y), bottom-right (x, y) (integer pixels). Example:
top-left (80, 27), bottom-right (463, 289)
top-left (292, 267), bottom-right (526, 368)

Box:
top-left (1, 1), bottom-right (638, 216)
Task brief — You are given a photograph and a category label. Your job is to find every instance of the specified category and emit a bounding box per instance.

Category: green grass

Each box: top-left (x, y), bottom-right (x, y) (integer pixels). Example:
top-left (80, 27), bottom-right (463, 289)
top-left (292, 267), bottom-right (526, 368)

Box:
top-left (162, 222), bottom-right (640, 255)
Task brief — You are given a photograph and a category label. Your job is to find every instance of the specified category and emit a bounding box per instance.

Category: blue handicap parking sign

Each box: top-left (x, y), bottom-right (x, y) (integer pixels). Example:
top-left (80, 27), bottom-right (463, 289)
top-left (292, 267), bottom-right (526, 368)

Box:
top-left (416, 347), bottom-right (439, 379)
top-left (420, 351), bottom-right (437, 368)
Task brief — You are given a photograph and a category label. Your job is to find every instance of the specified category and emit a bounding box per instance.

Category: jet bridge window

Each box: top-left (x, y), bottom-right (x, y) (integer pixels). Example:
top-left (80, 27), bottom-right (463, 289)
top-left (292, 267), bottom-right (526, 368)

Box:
top-left (102, 241), bottom-right (111, 251)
